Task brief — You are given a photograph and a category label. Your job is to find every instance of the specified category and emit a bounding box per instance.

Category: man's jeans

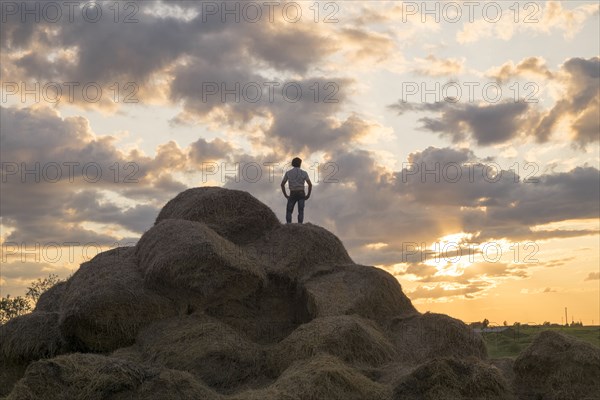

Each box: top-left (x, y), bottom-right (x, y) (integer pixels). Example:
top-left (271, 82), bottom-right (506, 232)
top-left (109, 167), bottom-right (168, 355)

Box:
top-left (286, 190), bottom-right (305, 223)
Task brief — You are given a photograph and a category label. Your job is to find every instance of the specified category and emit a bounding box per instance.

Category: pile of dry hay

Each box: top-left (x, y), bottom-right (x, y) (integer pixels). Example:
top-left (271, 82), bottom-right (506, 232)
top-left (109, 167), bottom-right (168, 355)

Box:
top-left (155, 187), bottom-right (280, 245)
top-left (392, 357), bottom-right (512, 400)
top-left (2, 187), bottom-right (593, 399)
top-left (514, 330), bottom-right (600, 400)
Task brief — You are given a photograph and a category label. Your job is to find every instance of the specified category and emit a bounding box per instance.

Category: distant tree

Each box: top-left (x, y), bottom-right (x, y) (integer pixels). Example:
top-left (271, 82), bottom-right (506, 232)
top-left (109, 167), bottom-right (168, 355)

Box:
top-left (542, 321), bottom-right (551, 326)
top-left (503, 320), bottom-right (508, 326)
top-left (26, 273), bottom-right (62, 304)
top-left (0, 273), bottom-right (67, 325)
top-left (513, 322), bottom-right (521, 327)
top-left (0, 295), bottom-right (31, 324)
top-left (482, 318), bottom-right (490, 328)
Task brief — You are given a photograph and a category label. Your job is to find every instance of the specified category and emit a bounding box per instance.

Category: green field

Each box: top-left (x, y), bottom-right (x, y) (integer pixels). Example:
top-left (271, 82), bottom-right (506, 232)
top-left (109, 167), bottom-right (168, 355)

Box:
top-left (481, 326), bottom-right (600, 359)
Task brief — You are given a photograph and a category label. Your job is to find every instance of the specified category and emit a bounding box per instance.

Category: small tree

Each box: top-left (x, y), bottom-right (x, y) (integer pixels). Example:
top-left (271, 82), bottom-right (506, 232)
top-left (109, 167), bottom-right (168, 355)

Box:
top-left (482, 318), bottom-right (490, 328)
top-left (1, 273), bottom-right (66, 325)
top-left (26, 273), bottom-right (62, 304)
top-left (0, 295), bottom-right (32, 324)
top-left (503, 320), bottom-right (508, 326)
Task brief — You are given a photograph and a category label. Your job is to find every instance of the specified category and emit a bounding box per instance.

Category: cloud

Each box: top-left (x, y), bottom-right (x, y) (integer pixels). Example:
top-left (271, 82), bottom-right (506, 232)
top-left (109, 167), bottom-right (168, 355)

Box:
top-left (389, 100), bottom-right (538, 146)
top-left (540, 257), bottom-right (576, 268)
top-left (413, 54), bottom-right (465, 77)
top-left (538, 57), bottom-right (600, 146)
top-left (225, 145), bottom-right (598, 276)
top-left (487, 57), bottom-right (554, 84)
top-left (188, 138), bottom-right (235, 165)
top-left (337, 27), bottom-right (397, 65)
top-left (0, 105), bottom-right (229, 244)
top-left (585, 272), bottom-right (600, 281)
top-left (389, 57), bottom-right (599, 147)
top-left (408, 283), bottom-right (490, 300)
top-left (456, 1), bottom-right (599, 44)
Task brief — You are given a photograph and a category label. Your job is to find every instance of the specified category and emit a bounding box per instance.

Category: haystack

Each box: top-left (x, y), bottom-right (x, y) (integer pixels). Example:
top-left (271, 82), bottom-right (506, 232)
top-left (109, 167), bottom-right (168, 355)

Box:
top-left (302, 264), bottom-right (418, 324)
top-left (1, 186), bottom-right (521, 399)
top-left (271, 315), bottom-right (397, 374)
top-left (0, 311), bottom-right (65, 363)
top-left (0, 312), bottom-right (66, 397)
top-left (244, 222), bottom-right (353, 279)
top-left (5, 353), bottom-right (222, 400)
top-left (392, 357), bottom-right (512, 400)
top-left (513, 330), bottom-right (600, 400)
top-left (387, 312), bottom-right (487, 365)
top-left (133, 313), bottom-right (269, 393)
top-left (203, 273), bottom-right (312, 344)
top-left (33, 281), bottom-right (66, 312)
top-left (488, 358), bottom-right (515, 390)
top-left (59, 247), bottom-right (177, 352)
top-left (231, 354), bottom-right (392, 400)
top-left (135, 219), bottom-right (266, 311)
top-left (155, 187), bottom-right (280, 245)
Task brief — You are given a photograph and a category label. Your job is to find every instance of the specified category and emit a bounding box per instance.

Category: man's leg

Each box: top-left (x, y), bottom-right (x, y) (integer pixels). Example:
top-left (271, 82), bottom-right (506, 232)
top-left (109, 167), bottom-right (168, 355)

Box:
top-left (286, 196), bottom-right (296, 223)
top-left (297, 195), bottom-right (305, 224)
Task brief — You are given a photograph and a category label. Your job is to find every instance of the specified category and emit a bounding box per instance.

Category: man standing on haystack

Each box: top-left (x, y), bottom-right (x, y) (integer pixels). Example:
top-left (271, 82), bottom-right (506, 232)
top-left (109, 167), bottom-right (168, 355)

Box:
top-left (281, 157), bottom-right (312, 224)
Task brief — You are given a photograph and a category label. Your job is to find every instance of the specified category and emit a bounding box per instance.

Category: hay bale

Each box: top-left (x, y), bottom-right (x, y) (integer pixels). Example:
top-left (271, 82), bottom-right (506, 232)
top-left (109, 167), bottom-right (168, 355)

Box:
top-left (0, 311), bottom-right (67, 397)
top-left (231, 354), bottom-right (391, 400)
top-left (111, 369), bottom-right (224, 400)
top-left (33, 281), bottom-right (66, 312)
top-left (204, 273), bottom-right (312, 344)
top-left (488, 358), bottom-right (515, 390)
top-left (244, 223), bottom-right (353, 279)
top-left (513, 330), bottom-right (600, 400)
top-left (5, 353), bottom-right (222, 400)
top-left (272, 315), bottom-right (397, 373)
top-left (0, 362), bottom-right (27, 398)
top-left (302, 264), bottom-right (418, 325)
top-left (387, 312), bottom-right (487, 365)
top-left (155, 187), bottom-right (280, 245)
top-left (392, 357), bottom-right (512, 400)
top-left (135, 219), bottom-right (267, 310)
top-left (110, 346), bottom-right (144, 365)
top-left (0, 311), bottom-right (66, 363)
top-left (134, 313), bottom-right (269, 393)
top-left (59, 247), bottom-right (177, 352)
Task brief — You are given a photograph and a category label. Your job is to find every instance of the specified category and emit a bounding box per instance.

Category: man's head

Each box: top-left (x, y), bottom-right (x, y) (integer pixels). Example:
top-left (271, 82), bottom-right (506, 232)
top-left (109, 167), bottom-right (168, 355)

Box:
top-left (292, 157), bottom-right (302, 168)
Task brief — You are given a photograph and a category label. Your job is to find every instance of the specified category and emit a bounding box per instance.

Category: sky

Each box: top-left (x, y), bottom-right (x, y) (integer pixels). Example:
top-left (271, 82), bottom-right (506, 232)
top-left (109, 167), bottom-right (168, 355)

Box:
top-left (1, 0), bottom-right (599, 325)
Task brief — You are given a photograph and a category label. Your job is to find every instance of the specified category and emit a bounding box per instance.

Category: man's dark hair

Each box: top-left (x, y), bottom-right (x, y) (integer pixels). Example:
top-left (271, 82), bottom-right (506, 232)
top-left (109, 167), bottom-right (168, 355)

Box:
top-left (292, 157), bottom-right (302, 168)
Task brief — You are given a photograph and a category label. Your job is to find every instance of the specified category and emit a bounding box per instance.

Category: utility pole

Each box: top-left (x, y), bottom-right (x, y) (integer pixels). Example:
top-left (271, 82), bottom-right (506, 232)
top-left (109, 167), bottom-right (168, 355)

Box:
top-left (565, 307), bottom-right (568, 326)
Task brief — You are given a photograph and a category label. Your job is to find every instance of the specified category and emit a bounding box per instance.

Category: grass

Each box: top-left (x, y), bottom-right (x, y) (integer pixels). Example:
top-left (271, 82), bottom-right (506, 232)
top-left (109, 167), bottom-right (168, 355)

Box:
top-left (481, 325), bottom-right (600, 359)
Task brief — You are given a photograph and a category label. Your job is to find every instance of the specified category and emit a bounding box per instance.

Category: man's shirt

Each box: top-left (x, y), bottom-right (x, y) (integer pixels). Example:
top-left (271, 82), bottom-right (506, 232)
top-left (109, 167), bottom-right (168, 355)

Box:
top-left (283, 167), bottom-right (310, 191)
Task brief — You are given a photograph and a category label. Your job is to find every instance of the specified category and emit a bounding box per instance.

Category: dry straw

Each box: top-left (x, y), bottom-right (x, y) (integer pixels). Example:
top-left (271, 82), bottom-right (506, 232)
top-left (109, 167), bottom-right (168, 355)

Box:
top-left (59, 246), bottom-right (176, 352)
top-left (514, 330), bottom-right (600, 400)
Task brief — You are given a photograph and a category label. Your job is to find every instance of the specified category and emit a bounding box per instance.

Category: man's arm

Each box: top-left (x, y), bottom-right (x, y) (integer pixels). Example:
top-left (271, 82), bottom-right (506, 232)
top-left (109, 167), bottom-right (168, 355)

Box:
top-left (305, 177), bottom-right (312, 199)
top-left (281, 174), bottom-right (289, 198)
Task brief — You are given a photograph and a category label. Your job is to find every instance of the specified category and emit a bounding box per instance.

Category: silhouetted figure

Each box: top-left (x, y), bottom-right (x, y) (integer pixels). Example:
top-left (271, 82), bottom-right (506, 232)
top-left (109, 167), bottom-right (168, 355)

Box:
top-left (281, 157), bottom-right (312, 224)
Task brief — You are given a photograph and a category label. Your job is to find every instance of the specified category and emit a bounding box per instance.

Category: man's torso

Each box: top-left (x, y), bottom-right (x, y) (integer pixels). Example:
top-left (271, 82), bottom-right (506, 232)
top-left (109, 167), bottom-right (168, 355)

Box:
top-left (286, 167), bottom-right (308, 191)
